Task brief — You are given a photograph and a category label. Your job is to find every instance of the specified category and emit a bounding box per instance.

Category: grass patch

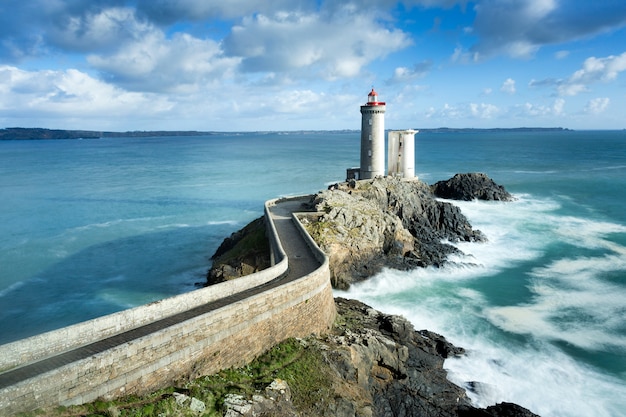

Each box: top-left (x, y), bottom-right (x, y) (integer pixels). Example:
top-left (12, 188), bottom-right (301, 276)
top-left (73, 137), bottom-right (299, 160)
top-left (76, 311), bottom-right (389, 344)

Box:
top-left (20, 338), bottom-right (334, 417)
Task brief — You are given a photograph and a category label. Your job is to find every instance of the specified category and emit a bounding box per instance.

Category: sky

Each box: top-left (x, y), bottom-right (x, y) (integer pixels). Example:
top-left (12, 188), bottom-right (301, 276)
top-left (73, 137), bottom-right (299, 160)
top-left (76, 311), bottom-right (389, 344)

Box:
top-left (1, 0), bottom-right (626, 131)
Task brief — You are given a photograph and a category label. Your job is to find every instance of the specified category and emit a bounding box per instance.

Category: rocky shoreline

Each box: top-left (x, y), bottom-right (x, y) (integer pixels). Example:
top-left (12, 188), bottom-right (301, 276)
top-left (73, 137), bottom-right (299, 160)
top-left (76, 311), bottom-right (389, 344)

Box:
top-left (220, 297), bottom-right (538, 417)
top-left (204, 173), bottom-right (536, 416)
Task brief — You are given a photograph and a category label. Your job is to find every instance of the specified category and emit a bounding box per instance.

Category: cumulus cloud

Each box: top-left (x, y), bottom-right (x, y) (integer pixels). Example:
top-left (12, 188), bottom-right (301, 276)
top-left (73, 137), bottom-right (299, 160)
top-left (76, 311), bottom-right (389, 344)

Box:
top-left (48, 6), bottom-right (154, 53)
top-left (471, 0), bottom-right (626, 59)
top-left (469, 102), bottom-right (499, 118)
top-left (528, 52), bottom-right (626, 97)
top-left (569, 53), bottom-right (626, 84)
top-left (517, 98), bottom-right (565, 117)
top-left (222, 8), bottom-right (411, 79)
top-left (585, 97), bottom-right (610, 114)
top-left (87, 31), bottom-right (240, 93)
top-left (500, 78), bottom-right (516, 94)
top-left (0, 65), bottom-right (172, 119)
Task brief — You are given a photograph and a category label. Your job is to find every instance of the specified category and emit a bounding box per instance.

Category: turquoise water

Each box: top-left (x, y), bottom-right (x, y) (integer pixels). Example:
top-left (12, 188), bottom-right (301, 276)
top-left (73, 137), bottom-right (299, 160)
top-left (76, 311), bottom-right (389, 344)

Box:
top-left (1, 130), bottom-right (625, 416)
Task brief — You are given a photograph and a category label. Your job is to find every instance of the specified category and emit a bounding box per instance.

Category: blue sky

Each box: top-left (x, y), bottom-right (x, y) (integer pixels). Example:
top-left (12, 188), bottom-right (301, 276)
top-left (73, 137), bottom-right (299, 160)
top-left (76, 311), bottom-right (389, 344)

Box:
top-left (1, 0), bottom-right (625, 131)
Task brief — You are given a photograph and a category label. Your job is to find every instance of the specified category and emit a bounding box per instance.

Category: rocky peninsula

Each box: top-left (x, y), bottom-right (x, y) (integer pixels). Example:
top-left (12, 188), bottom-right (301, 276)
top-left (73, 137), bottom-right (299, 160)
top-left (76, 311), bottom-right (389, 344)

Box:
top-left (209, 173), bottom-right (513, 290)
top-left (202, 173), bottom-right (534, 417)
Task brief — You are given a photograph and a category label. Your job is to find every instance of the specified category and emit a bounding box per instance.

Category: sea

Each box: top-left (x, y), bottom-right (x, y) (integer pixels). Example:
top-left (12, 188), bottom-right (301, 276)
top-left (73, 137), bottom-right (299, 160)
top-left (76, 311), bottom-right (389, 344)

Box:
top-left (1, 130), bottom-right (625, 416)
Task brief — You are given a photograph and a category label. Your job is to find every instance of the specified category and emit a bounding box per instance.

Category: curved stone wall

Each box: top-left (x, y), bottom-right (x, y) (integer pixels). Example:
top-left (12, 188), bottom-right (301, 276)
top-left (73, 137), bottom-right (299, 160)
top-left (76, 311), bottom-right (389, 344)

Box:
top-left (0, 199), bottom-right (335, 415)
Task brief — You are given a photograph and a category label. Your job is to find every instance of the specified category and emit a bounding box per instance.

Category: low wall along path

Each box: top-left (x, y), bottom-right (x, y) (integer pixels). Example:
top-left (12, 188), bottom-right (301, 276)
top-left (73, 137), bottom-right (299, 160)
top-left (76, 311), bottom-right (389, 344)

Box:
top-left (0, 196), bottom-right (336, 416)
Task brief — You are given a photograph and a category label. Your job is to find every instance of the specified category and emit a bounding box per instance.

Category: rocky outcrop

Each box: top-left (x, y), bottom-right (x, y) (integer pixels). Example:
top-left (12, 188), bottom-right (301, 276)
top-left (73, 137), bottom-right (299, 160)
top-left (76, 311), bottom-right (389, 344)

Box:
top-left (207, 174), bottom-right (512, 289)
top-left (302, 176), bottom-right (487, 289)
top-left (431, 173), bottom-right (514, 201)
top-left (207, 217), bottom-right (271, 284)
top-left (322, 298), bottom-right (539, 417)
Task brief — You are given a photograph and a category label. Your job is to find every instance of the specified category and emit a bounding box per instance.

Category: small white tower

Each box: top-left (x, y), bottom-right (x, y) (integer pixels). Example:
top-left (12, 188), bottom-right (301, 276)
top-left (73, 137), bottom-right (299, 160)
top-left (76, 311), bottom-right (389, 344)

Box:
top-left (388, 129), bottom-right (418, 178)
top-left (360, 88), bottom-right (386, 179)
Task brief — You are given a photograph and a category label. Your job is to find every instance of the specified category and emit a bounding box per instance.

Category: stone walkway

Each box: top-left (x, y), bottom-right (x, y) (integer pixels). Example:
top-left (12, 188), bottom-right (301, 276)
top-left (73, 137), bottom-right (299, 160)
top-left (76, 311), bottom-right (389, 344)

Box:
top-left (0, 196), bottom-right (321, 390)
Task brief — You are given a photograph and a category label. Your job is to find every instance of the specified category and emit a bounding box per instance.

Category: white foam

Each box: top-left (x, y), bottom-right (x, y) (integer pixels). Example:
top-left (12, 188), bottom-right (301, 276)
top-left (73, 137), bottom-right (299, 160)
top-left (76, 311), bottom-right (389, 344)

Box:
top-left (444, 339), bottom-right (626, 417)
top-left (486, 252), bottom-right (626, 351)
top-left (339, 194), bottom-right (626, 416)
top-left (156, 223), bottom-right (191, 229)
top-left (206, 220), bottom-right (239, 226)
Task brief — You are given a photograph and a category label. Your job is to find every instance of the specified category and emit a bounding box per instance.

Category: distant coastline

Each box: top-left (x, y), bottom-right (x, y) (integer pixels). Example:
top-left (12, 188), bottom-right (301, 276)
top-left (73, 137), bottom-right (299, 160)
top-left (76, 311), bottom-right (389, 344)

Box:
top-left (0, 126), bottom-right (573, 140)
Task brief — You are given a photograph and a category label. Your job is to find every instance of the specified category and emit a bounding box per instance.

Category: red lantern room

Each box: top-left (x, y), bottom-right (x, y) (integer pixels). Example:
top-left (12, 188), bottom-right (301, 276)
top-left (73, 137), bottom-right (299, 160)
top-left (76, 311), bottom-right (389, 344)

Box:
top-left (366, 88), bottom-right (385, 106)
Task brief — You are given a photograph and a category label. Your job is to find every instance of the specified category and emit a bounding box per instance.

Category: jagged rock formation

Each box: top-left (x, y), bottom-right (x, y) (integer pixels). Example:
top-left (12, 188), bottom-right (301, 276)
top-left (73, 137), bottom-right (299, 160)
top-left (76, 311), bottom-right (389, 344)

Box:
top-left (322, 298), bottom-right (539, 417)
top-left (207, 217), bottom-right (271, 284)
top-left (431, 173), bottom-right (514, 201)
top-left (302, 176), bottom-right (487, 289)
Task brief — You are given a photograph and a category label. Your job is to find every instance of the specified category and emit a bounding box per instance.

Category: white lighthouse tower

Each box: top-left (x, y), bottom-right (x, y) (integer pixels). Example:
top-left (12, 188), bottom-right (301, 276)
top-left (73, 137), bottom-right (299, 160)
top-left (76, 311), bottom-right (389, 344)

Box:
top-left (359, 88), bottom-right (386, 179)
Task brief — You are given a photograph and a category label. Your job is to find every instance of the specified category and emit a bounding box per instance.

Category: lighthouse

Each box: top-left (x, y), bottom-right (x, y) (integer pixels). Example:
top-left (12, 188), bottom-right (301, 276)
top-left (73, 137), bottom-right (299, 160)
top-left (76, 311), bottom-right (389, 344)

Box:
top-left (359, 88), bottom-right (386, 179)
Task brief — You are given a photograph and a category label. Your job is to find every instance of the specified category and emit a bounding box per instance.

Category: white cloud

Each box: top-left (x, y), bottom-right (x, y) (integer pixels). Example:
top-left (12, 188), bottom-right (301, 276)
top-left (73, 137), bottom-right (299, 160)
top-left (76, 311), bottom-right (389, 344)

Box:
top-left (469, 102), bottom-right (500, 118)
top-left (517, 98), bottom-right (565, 117)
top-left (530, 52), bottom-right (626, 97)
top-left (222, 9), bottom-right (412, 79)
top-left (88, 32), bottom-right (240, 93)
top-left (0, 65), bottom-right (172, 120)
top-left (571, 52), bottom-right (626, 84)
top-left (500, 78), bottom-right (516, 94)
top-left (585, 97), bottom-right (610, 114)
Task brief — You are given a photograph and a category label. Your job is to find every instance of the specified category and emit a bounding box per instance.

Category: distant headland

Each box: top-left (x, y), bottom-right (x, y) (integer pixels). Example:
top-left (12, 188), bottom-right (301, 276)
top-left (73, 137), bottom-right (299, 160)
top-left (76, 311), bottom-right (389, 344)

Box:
top-left (0, 127), bottom-right (572, 140)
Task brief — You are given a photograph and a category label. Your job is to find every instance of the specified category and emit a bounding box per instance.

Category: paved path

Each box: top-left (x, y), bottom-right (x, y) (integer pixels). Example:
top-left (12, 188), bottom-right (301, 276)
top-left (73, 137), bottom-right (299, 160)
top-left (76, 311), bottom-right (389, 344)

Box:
top-left (0, 196), bottom-right (320, 390)
top-left (268, 196), bottom-right (320, 278)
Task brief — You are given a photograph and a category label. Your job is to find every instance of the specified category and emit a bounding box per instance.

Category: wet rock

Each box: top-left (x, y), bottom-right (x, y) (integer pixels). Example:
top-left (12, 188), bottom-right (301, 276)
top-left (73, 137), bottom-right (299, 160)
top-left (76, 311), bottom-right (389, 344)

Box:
top-left (431, 173), bottom-right (514, 201)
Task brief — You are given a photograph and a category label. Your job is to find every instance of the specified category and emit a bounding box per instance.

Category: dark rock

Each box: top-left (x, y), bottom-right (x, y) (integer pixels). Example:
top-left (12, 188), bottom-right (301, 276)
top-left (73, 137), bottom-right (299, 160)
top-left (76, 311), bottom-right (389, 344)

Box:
top-left (457, 402), bottom-right (540, 417)
top-left (327, 298), bottom-right (540, 417)
top-left (206, 217), bottom-right (271, 285)
top-left (431, 173), bottom-right (514, 201)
